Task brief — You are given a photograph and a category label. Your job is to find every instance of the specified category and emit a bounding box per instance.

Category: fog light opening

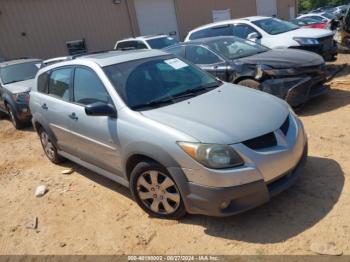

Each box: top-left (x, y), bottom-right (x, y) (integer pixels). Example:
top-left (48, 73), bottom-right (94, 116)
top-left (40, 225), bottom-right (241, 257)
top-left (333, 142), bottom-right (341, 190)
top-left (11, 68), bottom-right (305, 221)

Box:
top-left (220, 201), bottom-right (230, 209)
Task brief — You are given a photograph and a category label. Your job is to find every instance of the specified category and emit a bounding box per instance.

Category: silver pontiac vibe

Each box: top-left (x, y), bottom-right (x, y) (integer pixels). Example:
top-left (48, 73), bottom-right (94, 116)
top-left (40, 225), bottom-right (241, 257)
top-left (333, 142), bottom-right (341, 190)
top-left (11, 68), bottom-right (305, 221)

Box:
top-left (29, 50), bottom-right (307, 219)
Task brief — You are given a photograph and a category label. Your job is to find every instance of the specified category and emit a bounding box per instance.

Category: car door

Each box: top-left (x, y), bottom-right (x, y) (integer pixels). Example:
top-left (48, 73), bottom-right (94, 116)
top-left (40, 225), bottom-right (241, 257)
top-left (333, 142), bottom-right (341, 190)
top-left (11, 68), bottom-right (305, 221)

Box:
top-left (185, 45), bottom-right (228, 81)
top-left (38, 67), bottom-right (75, 154)
top-left (67, 66), bottom-right (122, 176)
top-left (38, 67), bottom-right (77, 155)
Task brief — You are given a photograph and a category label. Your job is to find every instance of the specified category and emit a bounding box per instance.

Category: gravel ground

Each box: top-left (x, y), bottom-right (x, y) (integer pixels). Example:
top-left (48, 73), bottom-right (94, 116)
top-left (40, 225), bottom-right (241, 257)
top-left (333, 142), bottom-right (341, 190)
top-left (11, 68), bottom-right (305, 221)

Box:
top-left (0, 55), bottom-right (349, 255)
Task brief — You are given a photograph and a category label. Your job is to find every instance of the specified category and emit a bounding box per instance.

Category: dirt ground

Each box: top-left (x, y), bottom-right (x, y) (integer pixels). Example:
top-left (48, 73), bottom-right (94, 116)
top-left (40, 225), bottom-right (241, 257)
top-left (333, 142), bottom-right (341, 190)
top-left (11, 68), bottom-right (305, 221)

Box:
top-left (0, 55), bottom-right (350, 256)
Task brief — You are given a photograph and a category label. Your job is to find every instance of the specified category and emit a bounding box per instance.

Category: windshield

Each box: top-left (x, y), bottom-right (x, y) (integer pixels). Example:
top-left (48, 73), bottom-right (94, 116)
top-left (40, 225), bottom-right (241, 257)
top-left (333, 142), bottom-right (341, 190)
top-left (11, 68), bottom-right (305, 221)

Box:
top-left (0, 61), bottom-right (42, 84)
top-left (207, 37), bottom-right (269, 60)
top-left (146, 37), bottom-right (178, 49)
top-left (104, 55), bottom-right (221, 110)
top-left (253, 18), bottom-right (299, 35)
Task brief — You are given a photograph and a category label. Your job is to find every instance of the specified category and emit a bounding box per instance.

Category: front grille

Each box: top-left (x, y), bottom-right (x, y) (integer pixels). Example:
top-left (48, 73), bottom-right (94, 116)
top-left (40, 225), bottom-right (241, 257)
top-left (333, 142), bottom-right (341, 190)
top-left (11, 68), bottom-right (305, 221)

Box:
top-left (280, 116), bottom-right (290, 136)
top-left (242, 132), bottom-right (277, 150)
top-left (294, 63), bottom-right (326, 76)
top-left (319, 35), bottom-right (334, 51)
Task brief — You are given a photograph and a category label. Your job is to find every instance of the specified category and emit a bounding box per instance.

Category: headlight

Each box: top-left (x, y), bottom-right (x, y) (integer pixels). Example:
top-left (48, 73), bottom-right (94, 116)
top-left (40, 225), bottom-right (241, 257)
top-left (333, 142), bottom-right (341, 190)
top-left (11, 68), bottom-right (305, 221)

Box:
top-left (258, 64), bottom-right (298, 76)
top-left (256, 64), bottom-right (272, 79)
top-left (293, 37), bottom-right (320, 45)
top-left (177, 142), bottom-right (244, 169)
top-left (12, 92), bottom-right (30, 103)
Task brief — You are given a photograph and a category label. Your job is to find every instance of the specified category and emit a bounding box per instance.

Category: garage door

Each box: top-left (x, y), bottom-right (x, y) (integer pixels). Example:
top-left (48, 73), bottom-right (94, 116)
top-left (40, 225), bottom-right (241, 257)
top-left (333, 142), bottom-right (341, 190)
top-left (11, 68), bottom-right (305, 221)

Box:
top-left (134, 0), bottom-right (180, 39)
top-left (256, 0), bottom-right (277, 17)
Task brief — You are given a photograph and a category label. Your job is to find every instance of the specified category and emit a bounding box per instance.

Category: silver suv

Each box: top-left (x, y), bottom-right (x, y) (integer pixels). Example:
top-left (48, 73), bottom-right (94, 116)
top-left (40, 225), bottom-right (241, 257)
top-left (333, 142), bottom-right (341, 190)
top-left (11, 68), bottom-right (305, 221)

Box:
top-left (30, 50), bottom-right (308, 219)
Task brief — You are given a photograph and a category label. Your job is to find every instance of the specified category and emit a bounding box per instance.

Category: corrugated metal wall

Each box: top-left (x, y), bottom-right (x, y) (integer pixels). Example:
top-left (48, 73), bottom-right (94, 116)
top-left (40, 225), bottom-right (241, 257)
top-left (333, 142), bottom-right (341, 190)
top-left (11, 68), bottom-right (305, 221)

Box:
top-left (0, 0), bottom-right (134, 59)
top-left (0, 0), bottom-right (297, 59)
top-left (277, 0), bottom-right (298, 20)
top-left (175, 0), bottom-right (257, 39)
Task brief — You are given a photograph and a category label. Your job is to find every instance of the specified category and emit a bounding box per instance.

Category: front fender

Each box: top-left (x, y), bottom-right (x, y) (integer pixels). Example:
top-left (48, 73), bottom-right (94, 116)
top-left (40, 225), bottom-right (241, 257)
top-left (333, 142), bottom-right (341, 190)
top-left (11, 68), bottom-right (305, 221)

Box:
top-left (122, 141), bottom-right (181, 173)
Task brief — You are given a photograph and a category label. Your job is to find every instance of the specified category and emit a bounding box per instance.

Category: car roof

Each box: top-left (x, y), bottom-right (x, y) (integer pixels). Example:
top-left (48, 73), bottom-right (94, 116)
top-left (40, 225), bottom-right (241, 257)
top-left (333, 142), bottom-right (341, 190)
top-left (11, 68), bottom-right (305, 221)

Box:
top-left (0, 58), bottom-right (41, 68)
top-left (64, 49), bottom-right (169, 67)
top-left (189, 16), bottom-right (271, 33)
top-left (118, 35), bottom-right (170, 42)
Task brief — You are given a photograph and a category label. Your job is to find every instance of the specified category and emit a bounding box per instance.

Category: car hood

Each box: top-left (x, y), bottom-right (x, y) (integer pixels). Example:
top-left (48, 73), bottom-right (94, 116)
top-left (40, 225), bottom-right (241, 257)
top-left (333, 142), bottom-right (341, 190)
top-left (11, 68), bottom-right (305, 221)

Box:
top-left (141, 83), bottom-right (289, 144)
top-left (3, 79), bottom-right (35, 94)
top-left (237, 49), bottom-right (324, 69)
top-left (278, 27), bottom-right (333, 38)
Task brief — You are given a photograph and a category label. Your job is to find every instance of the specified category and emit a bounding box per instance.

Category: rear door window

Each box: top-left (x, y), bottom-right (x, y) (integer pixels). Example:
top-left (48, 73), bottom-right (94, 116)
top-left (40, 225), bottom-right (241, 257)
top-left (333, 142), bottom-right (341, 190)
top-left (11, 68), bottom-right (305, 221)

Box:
top-left (208, 25), bottom-right (233, 37)
top-left (48, 68), bottom-right (72, 101)
top-left (38, 72), bottom-right (50, 94)
top-left (232, 24), bottom-right (260, 39)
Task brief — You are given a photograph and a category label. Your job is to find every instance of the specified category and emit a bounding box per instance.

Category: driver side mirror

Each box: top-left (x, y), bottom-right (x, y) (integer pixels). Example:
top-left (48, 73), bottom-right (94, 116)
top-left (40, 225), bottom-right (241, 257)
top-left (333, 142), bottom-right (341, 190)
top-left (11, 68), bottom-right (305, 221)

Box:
top-left (247, 32), bottom-right (261, 41)
top-left (85, 102), bottom-right (117, 118)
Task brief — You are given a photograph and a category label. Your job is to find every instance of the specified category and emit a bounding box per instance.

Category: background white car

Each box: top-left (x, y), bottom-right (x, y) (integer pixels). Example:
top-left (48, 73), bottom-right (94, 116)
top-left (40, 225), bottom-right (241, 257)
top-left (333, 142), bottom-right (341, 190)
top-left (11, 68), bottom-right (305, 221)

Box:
top-left (297, 12), bottom-right (337, 24)
top-left (185, 16), bottom-right (337, 60)
top-left (114, 35), bottom-right (178, 50)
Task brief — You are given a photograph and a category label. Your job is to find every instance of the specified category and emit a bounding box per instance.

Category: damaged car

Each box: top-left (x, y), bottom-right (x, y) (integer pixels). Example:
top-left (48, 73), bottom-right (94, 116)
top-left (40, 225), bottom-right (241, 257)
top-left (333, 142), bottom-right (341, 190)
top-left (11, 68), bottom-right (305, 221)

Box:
top-left (164, 36), bottom-right (328, 107)
top-left (0, 58), bottom-right (42, 128)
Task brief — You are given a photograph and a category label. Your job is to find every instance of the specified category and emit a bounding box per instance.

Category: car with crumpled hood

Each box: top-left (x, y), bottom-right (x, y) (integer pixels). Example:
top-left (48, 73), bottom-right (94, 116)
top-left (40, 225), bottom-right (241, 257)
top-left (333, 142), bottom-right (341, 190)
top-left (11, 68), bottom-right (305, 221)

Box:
top-left (165, 36), bottom-right (328, 107)
top-left (0, 58), bottom-right (42, 129)
top-left (30, 50), bottom-right (308, 218)
top-left (185, 16), bottom-right (338, 61)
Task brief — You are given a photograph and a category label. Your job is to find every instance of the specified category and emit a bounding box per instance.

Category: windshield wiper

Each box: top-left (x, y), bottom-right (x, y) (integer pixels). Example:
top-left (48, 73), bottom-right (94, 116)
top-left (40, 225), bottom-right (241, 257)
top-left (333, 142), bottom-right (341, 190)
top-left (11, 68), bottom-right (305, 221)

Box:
top-left (131, 98), bottom-right (175, 110)
top-left (171, 82), bottom-right (221, 99)
top-left (4, 79), bottom-right (23, 84)
top-left (131, 82), bottom-right (222, 110)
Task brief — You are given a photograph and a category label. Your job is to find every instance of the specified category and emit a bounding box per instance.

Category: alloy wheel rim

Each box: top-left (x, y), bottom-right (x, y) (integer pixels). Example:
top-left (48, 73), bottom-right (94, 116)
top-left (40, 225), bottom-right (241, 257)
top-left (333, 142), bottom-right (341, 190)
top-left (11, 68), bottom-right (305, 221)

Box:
top-left (40, 132), bottom-right (55, 160)
top-left (136, 170), bottom-right (180, 215)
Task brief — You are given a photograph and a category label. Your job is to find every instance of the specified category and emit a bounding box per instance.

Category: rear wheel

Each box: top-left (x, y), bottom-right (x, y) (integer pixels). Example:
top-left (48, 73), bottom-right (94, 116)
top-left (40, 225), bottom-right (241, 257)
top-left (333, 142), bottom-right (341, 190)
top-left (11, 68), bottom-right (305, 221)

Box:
top-left (6, 104), bottom-right (25, 129)
top-left (238, 79), bottom-right (262, 90)
top-left (130, 161), bottom-right (186, 219)
top-left (39, 128), bottom-right (64, 164)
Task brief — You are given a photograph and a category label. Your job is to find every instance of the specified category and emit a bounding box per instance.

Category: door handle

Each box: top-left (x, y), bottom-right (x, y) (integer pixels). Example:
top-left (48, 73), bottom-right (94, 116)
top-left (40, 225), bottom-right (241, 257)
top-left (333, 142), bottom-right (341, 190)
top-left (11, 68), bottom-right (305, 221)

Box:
top-left (41, 103), bottom-right (48, 110)
top-left (68, 112), bottom-right (78, 121)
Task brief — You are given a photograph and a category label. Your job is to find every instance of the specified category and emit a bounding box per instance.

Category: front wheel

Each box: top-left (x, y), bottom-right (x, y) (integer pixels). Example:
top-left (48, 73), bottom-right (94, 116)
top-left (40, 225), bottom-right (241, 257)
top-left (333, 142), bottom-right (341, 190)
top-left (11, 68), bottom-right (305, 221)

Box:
top-left (130, 161), bottom-right (186, 219)
top-left (238, 79), bottom-right (262, 90)
top-left (39, 128), bottom-right (65, 164)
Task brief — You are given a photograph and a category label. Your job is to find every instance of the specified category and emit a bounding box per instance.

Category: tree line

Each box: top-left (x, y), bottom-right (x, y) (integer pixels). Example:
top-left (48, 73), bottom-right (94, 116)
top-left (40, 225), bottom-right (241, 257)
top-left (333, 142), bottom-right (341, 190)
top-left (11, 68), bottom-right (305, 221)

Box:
top-left (299, 0), bottom-right (350, 11)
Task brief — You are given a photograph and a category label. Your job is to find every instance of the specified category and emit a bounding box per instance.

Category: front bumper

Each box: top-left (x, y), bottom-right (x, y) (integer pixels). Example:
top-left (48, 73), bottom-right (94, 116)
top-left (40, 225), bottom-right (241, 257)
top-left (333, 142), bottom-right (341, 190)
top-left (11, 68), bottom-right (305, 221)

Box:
top-left (261, 74), bottom-right (329, 107)
top-left (181, 143), bottom-right (307, 217)
top-left (14, 102), bottom-right (32, 122)
top-left (169, 113), bottom-right (308, 217)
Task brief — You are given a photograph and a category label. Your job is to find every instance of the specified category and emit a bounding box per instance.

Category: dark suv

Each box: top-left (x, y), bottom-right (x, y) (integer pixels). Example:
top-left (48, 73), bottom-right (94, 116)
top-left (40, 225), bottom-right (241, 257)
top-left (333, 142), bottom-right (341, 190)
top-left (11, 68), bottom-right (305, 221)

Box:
top-left (0, 59), bottom-right (42, 129)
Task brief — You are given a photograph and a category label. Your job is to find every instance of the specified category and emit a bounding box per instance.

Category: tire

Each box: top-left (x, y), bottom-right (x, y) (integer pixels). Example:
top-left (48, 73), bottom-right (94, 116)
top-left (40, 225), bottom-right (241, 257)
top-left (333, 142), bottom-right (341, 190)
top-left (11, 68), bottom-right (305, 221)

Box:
top-left (38, 127), bottom-right (65, 164)
top-left (6, 104), bottom-right (25, 129)
top-left (130, 161), bottom-right (186, 219)
top-left (238, 79), bottom-right (262, 90)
